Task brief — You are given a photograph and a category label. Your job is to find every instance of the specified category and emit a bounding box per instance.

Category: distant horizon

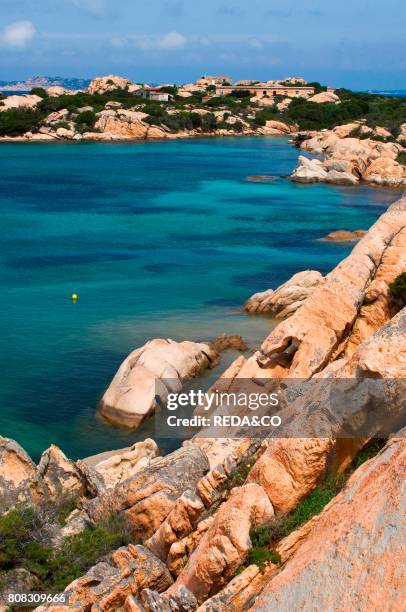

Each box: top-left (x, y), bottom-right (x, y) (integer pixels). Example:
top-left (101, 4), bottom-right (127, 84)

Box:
top-left (0, 72), bottom-right (405, 92)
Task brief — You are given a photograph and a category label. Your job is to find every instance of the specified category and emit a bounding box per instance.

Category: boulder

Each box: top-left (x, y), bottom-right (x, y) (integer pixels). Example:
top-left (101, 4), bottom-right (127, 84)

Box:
top-left (164, 484), bottom-right (274, 605)
top-left (324, 168), bottom-right (359, 185)
top-left (99, 338), bottom-right (218, 429)
top-left (261, 120), bottom-right (297, 135)
top-left (0, 437), bottom-right (48, 513)
top-left (94, 110), bottom-right (167, 141)
top-left (85, 439), bottom-right (160, 488)
top-left (363, 157), bottom-right (406, 186)
top-left (38, 444), bottom-right (86, 499)
top-left (251, 435), bottom-right (406, 611)
top-left (397, 122), bottom-right (406, 144)
top-left (86, 445), bottom-right (210, 540)
top-left (44, 109), bottom-right (69, 125)
top-left (88, 75), bottom-right (132, 95)
top-left (308, 91), bottom-right (340, 103)
top-left (46, 86), bottom-right (75, 96)
top-left (332, 121), bottom-right (363, 138)
top-left (290, 155), bottom-right (328, 183)
top-left (0, 94), bottom-right (42, 111)
top-left (244, 270), bottom-right (324, 319)
top-left (43, 545), bottom-right (172, 612)
top-left (145, 490), bottom-right (205, 562)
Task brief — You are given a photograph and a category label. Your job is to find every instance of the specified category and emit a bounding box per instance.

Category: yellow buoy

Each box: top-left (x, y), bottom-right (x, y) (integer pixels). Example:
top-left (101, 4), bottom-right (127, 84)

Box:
top-left (71, 293), bottom-right (78, 301)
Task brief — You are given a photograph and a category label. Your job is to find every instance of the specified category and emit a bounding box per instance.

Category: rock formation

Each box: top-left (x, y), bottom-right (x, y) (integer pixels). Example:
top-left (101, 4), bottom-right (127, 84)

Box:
top-left (291, 128), bottom-right (406, 186)
top-left (251, 434), bottom-right (406, 612)
top-left (94, 109), bottom-right (167, 140)
top-left (0, 94), bottom-right (42, 111)
top-left (244, 270), bottom-right (324, 319)
top-left (87, 75), bottom-right (132, 95)
top-left (99, 338), bottom-right (219, 429)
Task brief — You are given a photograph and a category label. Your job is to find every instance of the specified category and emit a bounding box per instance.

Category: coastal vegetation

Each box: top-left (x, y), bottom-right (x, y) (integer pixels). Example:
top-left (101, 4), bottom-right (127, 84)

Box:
top-left (237, 439), bottom-right (386, 575)
top-left (0, 505), bottom-right (131, 593)
top-left (0, 80), bottom-right (404, 150)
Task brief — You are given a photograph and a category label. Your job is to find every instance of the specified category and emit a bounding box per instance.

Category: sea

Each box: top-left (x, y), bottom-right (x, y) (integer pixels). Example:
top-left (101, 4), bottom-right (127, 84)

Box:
top-left (0, 137), bottom-right (400, 461)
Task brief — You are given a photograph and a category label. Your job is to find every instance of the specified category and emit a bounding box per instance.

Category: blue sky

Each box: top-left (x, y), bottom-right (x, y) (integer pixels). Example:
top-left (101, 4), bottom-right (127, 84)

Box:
top-left (0, 0), bottom-right (405, 88)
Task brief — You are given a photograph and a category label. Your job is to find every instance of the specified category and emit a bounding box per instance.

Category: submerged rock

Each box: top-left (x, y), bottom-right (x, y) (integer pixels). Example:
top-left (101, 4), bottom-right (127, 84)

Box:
top-left (322, 229), bottom-right (367, 242)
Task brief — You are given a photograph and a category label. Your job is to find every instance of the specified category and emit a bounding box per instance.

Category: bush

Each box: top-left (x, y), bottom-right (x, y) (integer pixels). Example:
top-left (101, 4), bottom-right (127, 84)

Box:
top-left (389, 272), bottom-right (406, 305)
top-left (0, 505), bottom-right (132, 594)
top-left (74, 110), bottom-right (97, 133)
top-left (397, 151), bottom-right (406, 166)
top-left (30, 87), bottom-right (48, 98)
top-left (0, 108), bottom-right (41, 136)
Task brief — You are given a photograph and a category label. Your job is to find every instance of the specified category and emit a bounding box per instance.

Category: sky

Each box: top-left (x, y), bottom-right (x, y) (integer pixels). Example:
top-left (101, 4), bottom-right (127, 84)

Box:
top-left (0, 0), bottom-right (405, 89)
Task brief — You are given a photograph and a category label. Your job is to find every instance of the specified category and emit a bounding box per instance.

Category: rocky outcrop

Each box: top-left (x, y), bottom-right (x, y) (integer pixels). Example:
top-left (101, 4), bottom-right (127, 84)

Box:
top-left (87, 445), bottom-right (210, 541)
top-left (93, 109), bottom-right (167, 140)
top-left (84, 439), bottom-right (160, 488)
top-left (322, 229), bottom-right (367, 242)
top-left (99, 338), bottom-right (218, 429)
top-left (36, 545), bottom-right (173, 612)
top-left (0, 438), bottom-right (48, 513)
top-left (251, 435), bottom-right (406, 612)
top-left (292, 130), bottom-right (406, 186)
top-left (46, 86), bottom-right (75, 96)
top-left (164, 484), bottom-right (274, 606)
top-left (259, 120), bottom-right (297, 136)
top-left (291, 155), bottom-right (358, 184)
top-left (38, 444), bottom-right (87, 499)
top-left (290, 155), bottom-right (329, 183)
top-left (308, 91), bottom-right (340, 103)
top-left (87, 75), bottom-right (132, 95)
top-left (247, 306), bottom-right (406, 514)
top-left (258, 196), bottom-right (406, 377)
top-left (244, 270), bottom-right (324, 319)
top-left (0, 94), bottom-right (42, 111)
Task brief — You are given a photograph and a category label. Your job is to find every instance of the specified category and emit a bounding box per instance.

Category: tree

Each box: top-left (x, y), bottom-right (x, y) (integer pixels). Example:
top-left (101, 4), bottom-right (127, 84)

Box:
top-left (0, 108), bottom-right (41, 136)
top-left (30, 87), bottom-right (48, 98)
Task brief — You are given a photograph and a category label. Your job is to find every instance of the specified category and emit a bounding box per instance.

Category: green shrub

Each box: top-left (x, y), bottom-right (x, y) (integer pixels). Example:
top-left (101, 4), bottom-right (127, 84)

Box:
top-left (389, 272), bottom-right (406, 305)
top-left (397, 151), bottom-right (406, 166)
top-left (0, 506), bottom-right (131, 594)
top-left (74, 110), bottom-right (97, 133)
top-left (247, 546), bottom-right (281, 572)
top-left (0, 108), bottom-right (41, 136)
top-left (30, 87), bottom-right (48, 98)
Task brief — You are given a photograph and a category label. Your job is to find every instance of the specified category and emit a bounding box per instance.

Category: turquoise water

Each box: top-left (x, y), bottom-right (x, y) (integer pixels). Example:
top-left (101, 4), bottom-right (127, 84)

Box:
top-left (0, 137), bottom-right (398, 461)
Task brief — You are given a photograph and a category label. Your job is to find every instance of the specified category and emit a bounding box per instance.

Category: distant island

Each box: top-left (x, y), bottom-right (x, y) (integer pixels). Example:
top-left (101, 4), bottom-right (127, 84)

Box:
top-left (0, 75), bottom-right (90, 92)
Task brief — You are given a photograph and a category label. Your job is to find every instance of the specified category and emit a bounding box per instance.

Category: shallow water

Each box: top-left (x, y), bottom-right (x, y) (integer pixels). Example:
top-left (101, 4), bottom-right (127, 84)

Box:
top-left (0, 137), bottom-right (399, 460)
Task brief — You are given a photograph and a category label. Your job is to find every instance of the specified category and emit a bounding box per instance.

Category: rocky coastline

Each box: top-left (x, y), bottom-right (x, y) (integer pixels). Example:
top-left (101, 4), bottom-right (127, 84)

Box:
top-left (1, 74), bottom-right (405, 189)
top-left (1, 195), bottom-right (405, 611)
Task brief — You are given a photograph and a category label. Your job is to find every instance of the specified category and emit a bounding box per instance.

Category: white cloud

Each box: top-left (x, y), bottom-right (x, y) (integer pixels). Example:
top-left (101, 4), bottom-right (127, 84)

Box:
top-left (1, 21), bottom-right (36, 48)
top-left (158, 31), bottom-right (187, 49)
